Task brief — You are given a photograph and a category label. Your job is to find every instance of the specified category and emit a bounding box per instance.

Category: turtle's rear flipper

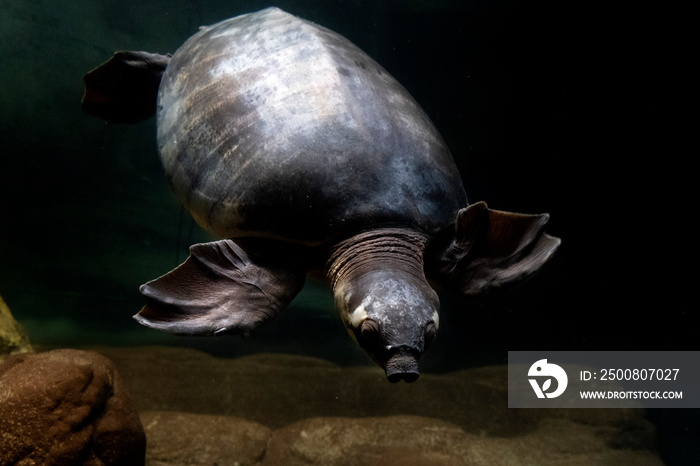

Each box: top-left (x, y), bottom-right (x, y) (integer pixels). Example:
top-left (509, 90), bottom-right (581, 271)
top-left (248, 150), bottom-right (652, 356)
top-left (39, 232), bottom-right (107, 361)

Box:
top-left (135, 239), bottom-right (306, 336)
top-left (82, 51), bottom-right (171, 124)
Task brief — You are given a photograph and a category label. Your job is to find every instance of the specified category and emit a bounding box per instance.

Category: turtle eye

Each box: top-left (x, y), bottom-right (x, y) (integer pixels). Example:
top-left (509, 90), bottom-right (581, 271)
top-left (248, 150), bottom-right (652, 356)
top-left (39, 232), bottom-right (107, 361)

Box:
top-left (424, 323), bottom-right (437, 349)
top-left (360, 319), bottom-right (380, 341)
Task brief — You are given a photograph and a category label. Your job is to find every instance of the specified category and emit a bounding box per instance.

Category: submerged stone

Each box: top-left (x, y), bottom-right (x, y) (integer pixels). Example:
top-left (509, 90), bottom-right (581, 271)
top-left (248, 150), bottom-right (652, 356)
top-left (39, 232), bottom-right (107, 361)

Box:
top-left (0, 349), bottom-right (146, 465)
top-left (0, 293), bottom-right (32, 362)
top-left (141, 411), bottom-right (271, 465)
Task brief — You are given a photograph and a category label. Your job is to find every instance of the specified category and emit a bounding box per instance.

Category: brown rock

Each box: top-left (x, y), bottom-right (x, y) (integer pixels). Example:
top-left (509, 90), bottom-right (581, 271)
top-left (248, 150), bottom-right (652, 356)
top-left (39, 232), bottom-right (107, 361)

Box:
top-left (140, 411), bottom-right (271, 466)
top-left (263, 415), bottom-right (664, 466)
top-left (263, 416), bottom-right (470, 466)
top-left (0, 349), bottom-right (146, 465)
top-left (0, 293), bottom-right (32, 362)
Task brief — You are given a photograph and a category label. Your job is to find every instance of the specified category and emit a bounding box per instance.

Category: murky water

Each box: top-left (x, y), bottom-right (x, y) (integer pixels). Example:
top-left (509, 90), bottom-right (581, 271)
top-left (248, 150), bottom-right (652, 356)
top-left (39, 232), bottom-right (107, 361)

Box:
top-left (1, 1), bottom-right (695, 464)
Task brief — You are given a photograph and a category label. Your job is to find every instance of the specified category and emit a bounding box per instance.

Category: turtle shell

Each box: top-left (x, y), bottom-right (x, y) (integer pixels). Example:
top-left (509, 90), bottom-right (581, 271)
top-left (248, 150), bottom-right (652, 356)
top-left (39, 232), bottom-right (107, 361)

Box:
top-left (157, 7), bottom-right (467, 245)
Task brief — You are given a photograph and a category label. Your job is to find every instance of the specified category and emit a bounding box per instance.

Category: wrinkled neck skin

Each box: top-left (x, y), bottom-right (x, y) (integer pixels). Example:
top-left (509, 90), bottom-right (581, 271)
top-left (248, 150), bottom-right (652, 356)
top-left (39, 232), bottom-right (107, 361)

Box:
top-left (327, 228), bottom-right (440, 383)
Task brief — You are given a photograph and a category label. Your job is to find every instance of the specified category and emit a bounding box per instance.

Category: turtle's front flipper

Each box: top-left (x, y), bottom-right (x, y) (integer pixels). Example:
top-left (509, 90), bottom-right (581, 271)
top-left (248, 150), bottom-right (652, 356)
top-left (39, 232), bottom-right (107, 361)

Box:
top-left (433, 201), bottom-right (560, 296)
top-left (82, 51), bottom-right (171, 124)
top-left (135, 239), bottom-right (306, 336)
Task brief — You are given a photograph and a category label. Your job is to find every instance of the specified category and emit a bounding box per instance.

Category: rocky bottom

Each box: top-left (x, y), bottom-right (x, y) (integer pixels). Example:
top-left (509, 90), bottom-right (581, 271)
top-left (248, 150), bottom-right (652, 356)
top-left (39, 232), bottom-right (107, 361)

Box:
top-left (106, 346), bottom-right (662, 465)
top-left (2, 345), bottom-right (665, 465)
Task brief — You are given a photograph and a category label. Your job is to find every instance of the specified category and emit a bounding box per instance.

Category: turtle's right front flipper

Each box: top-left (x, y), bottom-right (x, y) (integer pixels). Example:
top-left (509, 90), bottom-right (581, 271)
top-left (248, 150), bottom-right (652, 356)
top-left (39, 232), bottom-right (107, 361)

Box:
top-left (135, 239), bottom-right (306, 336)
top-left (82, 51), bottom-right (171, 124)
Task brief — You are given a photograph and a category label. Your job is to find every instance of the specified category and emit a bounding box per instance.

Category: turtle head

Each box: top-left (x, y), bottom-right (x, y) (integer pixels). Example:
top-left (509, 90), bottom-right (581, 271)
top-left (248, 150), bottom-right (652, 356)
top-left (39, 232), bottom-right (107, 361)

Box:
top-left (328, 230), bottom-right (439, 383)
top-left (339, 269), bottom-right (439, 382)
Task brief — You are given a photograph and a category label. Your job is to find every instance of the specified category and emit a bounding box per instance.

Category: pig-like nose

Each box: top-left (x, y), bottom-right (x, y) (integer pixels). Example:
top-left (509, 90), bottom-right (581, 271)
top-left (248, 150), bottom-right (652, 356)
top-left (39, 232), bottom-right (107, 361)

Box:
top-left (385, 349), bottom-right (420, 383)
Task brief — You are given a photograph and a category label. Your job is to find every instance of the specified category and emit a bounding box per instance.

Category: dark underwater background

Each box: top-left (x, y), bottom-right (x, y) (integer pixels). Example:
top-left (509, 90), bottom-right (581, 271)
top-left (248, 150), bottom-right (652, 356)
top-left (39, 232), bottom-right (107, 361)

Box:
top-left (1, 0), bottom-right (695, 464)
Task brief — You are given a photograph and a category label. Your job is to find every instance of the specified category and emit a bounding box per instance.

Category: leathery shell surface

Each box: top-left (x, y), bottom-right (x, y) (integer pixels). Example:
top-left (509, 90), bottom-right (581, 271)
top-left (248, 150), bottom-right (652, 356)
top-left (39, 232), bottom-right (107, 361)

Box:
top-left (157, 7), bottom-right (467, 245)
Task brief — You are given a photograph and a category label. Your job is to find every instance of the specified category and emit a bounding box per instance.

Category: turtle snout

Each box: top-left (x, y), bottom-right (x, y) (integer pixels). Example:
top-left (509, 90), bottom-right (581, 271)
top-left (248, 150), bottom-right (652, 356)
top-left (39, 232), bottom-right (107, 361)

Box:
top-left (384, 348), bottom-right (420, 383)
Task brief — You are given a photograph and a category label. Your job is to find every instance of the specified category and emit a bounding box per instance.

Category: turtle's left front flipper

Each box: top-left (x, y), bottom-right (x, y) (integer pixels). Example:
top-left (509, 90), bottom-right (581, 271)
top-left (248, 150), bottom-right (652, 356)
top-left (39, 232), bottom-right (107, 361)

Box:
top-left (82, 51), bottom-right (171, 124)
top-left (135, 239), bottom-right (306, 336)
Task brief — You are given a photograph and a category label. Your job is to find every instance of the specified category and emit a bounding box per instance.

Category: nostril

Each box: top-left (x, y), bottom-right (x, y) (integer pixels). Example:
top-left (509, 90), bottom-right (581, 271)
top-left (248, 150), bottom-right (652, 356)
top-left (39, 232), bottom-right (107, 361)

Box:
top-left (386, 371), bottom-right (420, 383)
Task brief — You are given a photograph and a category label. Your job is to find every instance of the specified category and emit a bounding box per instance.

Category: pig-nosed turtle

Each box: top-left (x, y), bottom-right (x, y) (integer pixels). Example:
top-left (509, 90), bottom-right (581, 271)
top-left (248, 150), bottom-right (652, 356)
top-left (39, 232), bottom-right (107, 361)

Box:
top-left (82, 7), bottom-right (560, 382)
